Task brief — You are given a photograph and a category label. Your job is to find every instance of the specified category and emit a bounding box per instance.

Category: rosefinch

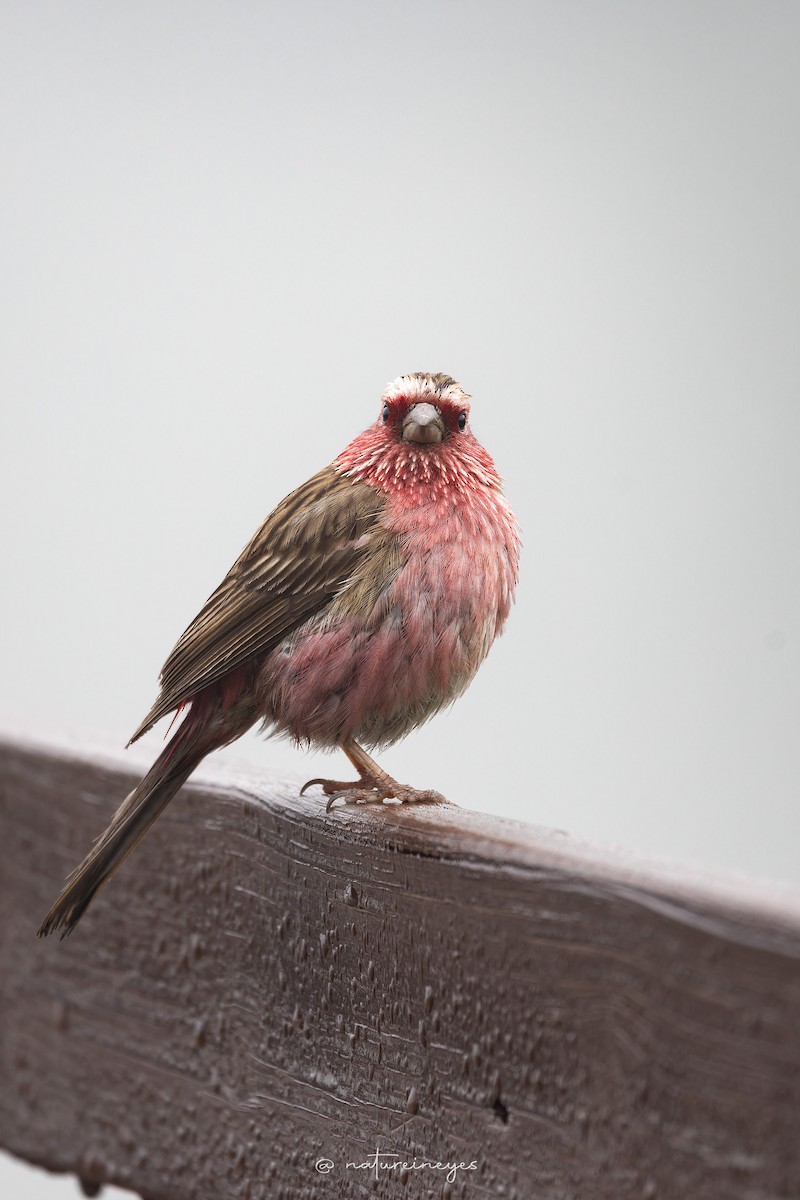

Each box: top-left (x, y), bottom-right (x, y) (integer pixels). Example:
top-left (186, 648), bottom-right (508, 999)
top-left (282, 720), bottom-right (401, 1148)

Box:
top-left (39, 373), bottom-right (520, 937)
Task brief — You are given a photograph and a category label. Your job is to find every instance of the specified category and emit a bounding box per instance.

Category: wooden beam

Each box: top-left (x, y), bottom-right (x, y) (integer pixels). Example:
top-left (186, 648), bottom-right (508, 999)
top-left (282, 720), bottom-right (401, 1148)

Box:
top-left (1, 732), bottom-right (799, 1199)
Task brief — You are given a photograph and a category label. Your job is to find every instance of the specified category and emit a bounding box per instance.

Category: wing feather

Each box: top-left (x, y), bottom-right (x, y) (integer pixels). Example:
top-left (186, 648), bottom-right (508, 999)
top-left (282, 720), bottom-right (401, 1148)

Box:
top-left (129, 465), bottom-right (384, 742)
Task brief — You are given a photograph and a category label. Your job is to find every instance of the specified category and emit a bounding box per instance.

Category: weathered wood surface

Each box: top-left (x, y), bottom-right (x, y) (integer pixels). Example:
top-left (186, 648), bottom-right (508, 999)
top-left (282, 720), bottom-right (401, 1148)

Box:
top-left (1, 732), bottom-right (800, 1200)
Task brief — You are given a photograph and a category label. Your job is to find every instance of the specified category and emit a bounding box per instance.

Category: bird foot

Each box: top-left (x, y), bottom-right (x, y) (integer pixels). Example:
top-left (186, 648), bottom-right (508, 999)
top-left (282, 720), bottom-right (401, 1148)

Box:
top-left (301, 774), bottom-right (448, 812)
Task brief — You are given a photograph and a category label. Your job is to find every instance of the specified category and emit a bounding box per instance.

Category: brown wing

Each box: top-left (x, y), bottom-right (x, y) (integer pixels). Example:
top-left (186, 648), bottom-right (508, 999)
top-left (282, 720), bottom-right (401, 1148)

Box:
top-left (129, 465), bottom-right (385, 743)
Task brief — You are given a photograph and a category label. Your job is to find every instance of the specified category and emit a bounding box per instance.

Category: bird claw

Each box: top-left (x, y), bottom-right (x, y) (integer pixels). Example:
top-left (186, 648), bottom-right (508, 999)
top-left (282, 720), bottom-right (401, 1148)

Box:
top-left (300, 777), bottom-right (360, 797)
top-left (301, 776), bottom-right (450, 811)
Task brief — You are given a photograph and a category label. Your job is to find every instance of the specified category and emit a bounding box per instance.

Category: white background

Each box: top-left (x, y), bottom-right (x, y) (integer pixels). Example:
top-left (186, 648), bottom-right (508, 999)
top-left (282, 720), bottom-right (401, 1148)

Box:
top-left (2, 2), bottom-right (799, 1193)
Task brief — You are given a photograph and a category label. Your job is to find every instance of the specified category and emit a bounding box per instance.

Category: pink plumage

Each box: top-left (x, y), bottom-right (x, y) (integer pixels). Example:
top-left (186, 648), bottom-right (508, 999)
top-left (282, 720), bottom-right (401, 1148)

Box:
top-left (39, 372), bottom-right (520, 937)
top-left (263, 383), bottom-right (519, 748)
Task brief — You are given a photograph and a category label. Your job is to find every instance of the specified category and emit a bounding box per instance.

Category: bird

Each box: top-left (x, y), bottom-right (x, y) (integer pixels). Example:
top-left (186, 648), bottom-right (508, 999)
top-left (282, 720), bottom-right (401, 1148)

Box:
top-left (38, 372), bottom-right (520, 937)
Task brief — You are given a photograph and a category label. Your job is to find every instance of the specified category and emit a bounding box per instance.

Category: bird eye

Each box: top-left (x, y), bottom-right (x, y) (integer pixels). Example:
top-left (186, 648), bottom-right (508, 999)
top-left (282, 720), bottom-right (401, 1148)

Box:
top-left (458, 411), bottom-right (467, 431)
top-left (382, 403), bottom-right (390, 423)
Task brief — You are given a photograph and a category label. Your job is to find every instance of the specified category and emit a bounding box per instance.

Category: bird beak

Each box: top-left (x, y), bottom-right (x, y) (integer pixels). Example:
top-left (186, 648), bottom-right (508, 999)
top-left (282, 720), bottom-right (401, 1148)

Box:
top-left (402, 402), bottom-right (445, 445)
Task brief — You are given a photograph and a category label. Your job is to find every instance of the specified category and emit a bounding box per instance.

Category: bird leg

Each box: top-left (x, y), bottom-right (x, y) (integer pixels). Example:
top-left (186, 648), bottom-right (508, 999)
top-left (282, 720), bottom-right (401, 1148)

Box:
top-left (301, 739), bottom-right (449, 811)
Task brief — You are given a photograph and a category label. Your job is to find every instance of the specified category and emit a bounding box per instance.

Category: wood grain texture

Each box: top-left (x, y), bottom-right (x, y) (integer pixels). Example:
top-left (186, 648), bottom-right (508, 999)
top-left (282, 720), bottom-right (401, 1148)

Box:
top-left (1, 731), bottom-right (799, 1200)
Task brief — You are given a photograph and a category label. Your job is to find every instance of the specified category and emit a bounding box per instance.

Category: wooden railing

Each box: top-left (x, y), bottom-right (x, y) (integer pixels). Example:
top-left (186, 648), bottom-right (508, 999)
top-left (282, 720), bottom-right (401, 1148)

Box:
top-left (1, 732), bottom-right (799, 1199)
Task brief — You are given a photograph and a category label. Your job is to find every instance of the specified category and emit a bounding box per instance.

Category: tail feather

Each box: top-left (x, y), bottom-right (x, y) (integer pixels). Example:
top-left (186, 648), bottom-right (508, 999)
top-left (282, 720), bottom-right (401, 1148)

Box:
top-left (38, 725), bottom-right (206, 938)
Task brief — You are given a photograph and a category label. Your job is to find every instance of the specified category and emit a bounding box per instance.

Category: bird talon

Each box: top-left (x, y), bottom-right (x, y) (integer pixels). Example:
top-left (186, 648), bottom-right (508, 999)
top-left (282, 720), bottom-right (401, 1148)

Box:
top-left (301, 777), bottom-right (362, 797)
top-left (316, 778), bottom-right (451, 812)
top-left (326, 788), bottom-right (382, 812)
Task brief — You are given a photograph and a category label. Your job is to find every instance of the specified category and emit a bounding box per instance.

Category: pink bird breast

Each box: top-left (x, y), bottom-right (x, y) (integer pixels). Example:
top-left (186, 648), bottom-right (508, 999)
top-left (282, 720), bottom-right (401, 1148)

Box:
top-left (259, 416), bottom-right (520, 751)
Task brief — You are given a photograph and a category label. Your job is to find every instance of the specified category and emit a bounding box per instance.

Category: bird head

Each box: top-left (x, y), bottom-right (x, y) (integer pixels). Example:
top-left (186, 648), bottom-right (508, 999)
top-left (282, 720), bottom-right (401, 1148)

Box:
top-left (336, 373), bottom-right (502, 500)
top-left (376, 372), bottom-right (472, 449)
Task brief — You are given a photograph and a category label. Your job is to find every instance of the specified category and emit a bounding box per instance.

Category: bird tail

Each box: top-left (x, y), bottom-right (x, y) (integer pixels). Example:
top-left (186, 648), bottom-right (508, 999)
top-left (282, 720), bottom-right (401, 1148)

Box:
top-left (38, 717), bottom-right (208, 939)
